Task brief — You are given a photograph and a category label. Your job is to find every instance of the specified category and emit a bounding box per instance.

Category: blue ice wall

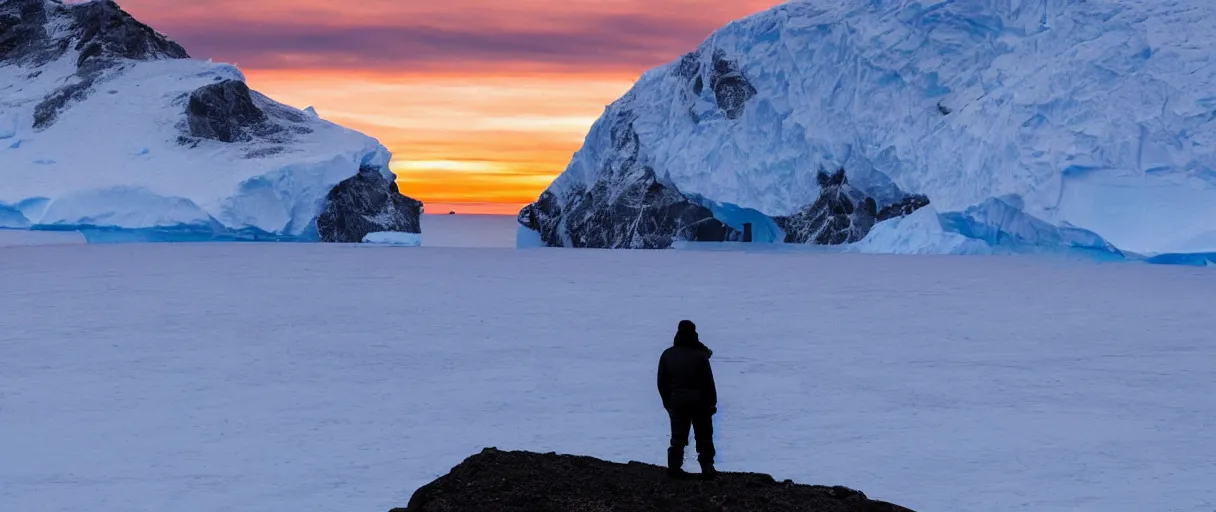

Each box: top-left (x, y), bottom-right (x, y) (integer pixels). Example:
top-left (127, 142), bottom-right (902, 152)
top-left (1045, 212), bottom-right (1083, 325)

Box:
top-left (687, 193), bottom-right (784, 243)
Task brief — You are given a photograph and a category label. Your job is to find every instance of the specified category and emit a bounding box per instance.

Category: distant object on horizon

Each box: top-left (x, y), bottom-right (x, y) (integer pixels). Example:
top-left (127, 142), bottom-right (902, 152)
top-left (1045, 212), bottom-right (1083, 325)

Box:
top-left (449, 211), bottom-right (456, 215)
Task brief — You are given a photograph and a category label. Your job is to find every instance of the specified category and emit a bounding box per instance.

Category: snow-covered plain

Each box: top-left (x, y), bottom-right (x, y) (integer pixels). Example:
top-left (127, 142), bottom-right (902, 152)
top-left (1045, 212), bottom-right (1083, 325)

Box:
top-left (419, 214), bottom-right (518, 248)
top-left (0, 229), bottom-right (85, 247)
top-left (2, 240), bottom-right (1214, 512)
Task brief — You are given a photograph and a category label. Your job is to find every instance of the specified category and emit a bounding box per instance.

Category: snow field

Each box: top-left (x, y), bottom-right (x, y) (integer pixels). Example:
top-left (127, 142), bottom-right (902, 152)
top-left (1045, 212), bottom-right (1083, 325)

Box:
top-left (1, 242), bottom-right (1214, 512)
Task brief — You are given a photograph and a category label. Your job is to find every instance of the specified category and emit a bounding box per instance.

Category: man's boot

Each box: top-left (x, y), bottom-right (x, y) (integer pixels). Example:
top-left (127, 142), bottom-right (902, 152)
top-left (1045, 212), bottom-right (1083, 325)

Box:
top-left (698, 454), bottom-right (717, 481)
top-left (667, 447), bottom-right (688, 479)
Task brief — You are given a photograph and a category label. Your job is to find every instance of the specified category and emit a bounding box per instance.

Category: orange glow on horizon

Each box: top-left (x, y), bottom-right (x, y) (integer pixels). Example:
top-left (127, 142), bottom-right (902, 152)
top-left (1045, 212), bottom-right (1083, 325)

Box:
top-left (112, 0), bottom-right (791, 215)
top-left (424, 202), bottom-right (528, 216)
top-left (242, 68), bottom-right (637, 214)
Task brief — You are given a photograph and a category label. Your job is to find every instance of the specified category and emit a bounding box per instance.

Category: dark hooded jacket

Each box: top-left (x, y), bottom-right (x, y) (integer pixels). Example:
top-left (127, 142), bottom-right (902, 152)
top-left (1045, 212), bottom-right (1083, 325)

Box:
top-left (657, 327), bottom-right (717, 414)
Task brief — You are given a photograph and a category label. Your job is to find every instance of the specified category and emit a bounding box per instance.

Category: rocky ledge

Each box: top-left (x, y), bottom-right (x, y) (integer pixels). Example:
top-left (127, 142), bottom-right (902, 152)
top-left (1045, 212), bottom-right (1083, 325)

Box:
top-left (393, 448), bottom-right (916, 512)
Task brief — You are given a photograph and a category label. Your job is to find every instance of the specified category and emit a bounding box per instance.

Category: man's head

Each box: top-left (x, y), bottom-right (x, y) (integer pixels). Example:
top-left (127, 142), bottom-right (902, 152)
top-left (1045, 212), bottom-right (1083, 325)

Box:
top-left (678, 319), bottom-right (696, 333)
top-left (673, 319), bottom-right (710, 356)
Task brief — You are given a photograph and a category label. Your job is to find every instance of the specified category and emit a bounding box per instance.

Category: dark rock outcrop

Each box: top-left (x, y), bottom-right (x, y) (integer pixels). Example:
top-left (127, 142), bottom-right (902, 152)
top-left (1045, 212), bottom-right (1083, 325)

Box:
top-left (178, 80), bottom-right (312, 147)
top-left (394, 448), bottom-right (917, 512)
top-left (1, 0), bottom-right (186, 67)
top-left (0, 1), bottom-right (50, 65)
top-left (774, 169), bottom-right (930, 245)
top-left (186, 80), bottom-right (269, 143)
top-left (518, 112), bottom-right (735, 249)
top-left (68, 0), bottom-right (189, 69)
top-left (877, 194), bottom-right (931, 222)
top-left (315, 164), bottom-right (422, 243)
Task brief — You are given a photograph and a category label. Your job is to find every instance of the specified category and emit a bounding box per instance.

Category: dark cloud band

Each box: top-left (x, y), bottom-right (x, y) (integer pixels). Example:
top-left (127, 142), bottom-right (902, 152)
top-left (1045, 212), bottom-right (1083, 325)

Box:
top-left (153, 14), bottom-right (720, 71)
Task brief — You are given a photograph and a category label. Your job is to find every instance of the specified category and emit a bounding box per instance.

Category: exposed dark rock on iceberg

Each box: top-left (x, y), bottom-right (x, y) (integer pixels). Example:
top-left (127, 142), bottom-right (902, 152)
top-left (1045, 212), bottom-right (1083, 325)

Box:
top-left (518, 182), bottom-right (735, 250)
top-left (68, 0), bottom-right (189, 67)
top-left (518, 112), bottom-right (736, 249)
top-left (2, 0), bottom-right (186, 68)
top-left (878, 194), bottom-right (931, 222)
top-left (0, 2), bottom-right (52, 65)
top-left (177, 81), bottom-right (314, 148)
top-left (316, 164), bottom-right (422, 243)
top-left (186, 80), bottom-right (268, 143)
top-left (179, 80), bottom-right (314, 147)
top-left (394, 448), bottom-right (917, 512)
top-left (774, 169), bottom-right (930, 245)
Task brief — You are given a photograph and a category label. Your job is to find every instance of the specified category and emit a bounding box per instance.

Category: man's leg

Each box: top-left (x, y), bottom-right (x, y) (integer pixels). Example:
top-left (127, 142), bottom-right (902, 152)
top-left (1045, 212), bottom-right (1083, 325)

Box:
top-left (668, 411), bottom-right (692, 477)
top-left (691, 414), bottom-right (716, 479)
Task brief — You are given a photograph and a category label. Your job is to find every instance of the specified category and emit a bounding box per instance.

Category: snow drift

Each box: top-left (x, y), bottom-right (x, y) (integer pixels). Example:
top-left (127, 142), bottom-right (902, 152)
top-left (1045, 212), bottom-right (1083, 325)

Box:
top-left (0, 0), bottom-right (421, 242)
top-left (517, 0), bottom-right (1216, 258)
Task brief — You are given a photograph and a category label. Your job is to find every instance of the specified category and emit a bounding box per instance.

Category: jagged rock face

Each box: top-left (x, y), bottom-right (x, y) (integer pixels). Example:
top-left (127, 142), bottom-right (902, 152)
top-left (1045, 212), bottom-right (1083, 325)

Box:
top-left (519, 112), bottom-right (736, 249)
top-left (316, 164), bottom-right (422, 243)
top-left (0, 1), bottom-right (50, 65)
top-left (775, 169), bottom-right (930, 245)
top-left (519, 182), bottom-right (734, 250)
top-left (69, 0), bottom-right (189, 69)
top-left (186, 80), bottom-right (269, 143)
top-left (397, 448), bottom-right (917, 512)
top-left (0, 0), bottom-right (187, 67)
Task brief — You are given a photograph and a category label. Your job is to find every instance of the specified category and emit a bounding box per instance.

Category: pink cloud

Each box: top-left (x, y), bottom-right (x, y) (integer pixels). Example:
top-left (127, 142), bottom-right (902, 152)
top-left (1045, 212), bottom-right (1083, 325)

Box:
top-left (114, 0), bottom-right (782, 72)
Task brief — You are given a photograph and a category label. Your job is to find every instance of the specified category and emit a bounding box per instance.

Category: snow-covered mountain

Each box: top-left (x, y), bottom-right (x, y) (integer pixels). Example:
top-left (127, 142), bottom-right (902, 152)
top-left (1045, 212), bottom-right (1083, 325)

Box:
top-left (518, 0), bottom-right (1216, 257)
top-left (0, 0), bottom-right (422, 243)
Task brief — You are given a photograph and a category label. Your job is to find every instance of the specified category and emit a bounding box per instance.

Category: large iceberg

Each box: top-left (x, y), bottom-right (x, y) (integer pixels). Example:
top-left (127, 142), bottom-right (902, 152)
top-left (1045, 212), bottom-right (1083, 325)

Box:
top-left (517, 0), bottom-right (1216, 258)
top-left (0, 0), bottom-right (422, 243)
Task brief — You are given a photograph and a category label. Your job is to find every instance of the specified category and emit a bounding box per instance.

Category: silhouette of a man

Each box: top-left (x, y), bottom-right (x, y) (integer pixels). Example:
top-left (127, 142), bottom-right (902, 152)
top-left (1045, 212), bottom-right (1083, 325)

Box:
top-left (657, 319), bottom-right (717, 479)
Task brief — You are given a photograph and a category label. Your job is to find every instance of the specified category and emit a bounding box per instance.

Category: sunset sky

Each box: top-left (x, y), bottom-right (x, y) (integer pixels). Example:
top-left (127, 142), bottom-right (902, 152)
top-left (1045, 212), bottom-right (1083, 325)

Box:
top-left (111, 0), bottom-right (783, 214)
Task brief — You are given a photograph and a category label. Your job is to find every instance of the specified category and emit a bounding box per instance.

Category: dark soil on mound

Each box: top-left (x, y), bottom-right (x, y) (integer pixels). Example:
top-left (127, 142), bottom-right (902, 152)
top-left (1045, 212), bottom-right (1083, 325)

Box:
top-left (393, 447), bottom-right (917, 512)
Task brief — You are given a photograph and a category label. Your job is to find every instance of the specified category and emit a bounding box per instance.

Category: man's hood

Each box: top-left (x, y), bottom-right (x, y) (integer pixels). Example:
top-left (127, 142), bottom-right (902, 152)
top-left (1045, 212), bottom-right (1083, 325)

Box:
top-left (673, 330), bottom-right (713, 357)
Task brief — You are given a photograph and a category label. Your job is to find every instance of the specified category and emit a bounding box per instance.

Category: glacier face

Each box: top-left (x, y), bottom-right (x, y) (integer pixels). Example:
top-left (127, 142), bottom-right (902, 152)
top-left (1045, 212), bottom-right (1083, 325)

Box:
top-left (0, 0), bottom-right (421, 243)
top-left (519, 0), bottom-right (1216, 255)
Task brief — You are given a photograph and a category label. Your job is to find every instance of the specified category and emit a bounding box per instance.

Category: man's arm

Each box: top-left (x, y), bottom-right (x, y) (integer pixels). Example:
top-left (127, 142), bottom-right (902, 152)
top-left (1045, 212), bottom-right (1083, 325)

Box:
top-left (657, 356), bottom-right (671, 409)
top-left (702, 357), bottom-right (717, 410)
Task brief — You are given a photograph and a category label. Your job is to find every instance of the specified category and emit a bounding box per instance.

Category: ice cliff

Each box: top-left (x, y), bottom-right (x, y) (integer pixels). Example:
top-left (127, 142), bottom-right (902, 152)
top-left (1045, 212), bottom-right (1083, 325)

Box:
top-left (518, 0), bottom-right (1216, 257)
top-left (0, 0), bottom-right (422, 242)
